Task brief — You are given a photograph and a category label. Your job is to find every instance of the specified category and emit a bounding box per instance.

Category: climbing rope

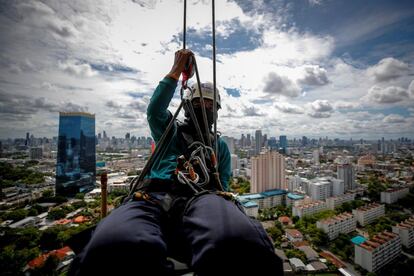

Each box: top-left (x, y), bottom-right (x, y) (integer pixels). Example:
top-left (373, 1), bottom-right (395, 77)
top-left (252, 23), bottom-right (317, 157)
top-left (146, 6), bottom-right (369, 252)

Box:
top-left (129, 0), bottom-right (223, 196)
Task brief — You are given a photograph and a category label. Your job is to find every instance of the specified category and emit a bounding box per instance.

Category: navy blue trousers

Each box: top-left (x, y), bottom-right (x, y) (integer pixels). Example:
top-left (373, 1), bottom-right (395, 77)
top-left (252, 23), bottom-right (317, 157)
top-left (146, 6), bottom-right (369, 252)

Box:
top-left (69, 193), bottom-right (283, 275)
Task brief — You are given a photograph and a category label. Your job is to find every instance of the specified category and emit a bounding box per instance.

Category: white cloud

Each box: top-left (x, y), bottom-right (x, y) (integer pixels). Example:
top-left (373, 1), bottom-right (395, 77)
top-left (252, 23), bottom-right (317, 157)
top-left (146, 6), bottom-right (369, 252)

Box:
top-left (383, 114), bottom-right (406, 123)
top-left (409, 80), bottom-right (414, 97)
top-left (367, 57), bottom-right (409, 82)
top-left (58, 60), bottom-right (97, 77)
top-left (263, 72), bottom-right (301, 97)
top-left (307, 99), bottom-right (334, 118)
top-left (298, 65), bottom-right (329, 86)
top-left (274, 102), bottom-right (304, 114)
top-left (366, 85), bottom-right (409, 104)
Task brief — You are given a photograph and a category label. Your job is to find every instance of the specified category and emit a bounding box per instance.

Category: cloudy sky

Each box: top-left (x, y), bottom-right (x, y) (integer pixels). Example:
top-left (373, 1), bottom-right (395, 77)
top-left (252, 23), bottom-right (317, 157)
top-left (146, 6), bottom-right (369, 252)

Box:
top-left (1, 0), bottom-right (413, 140)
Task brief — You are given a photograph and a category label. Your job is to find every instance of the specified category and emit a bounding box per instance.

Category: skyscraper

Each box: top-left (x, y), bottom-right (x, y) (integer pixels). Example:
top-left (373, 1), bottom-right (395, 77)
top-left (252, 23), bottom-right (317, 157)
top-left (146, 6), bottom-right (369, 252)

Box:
top-left (255, 130), bottom-right (262, 155)
top-left (251, 150), bottom-right (286, 193)
top-left (337, 162), bottom-right (355, 191)
top-left (279, 135), bottom-right (287, 153)
top-left (56, 112), bottom-right (96, 196)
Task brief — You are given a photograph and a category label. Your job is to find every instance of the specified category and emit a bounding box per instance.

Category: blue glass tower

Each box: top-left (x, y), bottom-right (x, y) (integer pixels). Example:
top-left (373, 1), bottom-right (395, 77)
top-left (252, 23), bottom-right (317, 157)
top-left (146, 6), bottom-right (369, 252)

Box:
top-left (279, 135), bottom-right (287, 154)
top-left (56, 112), bottom-right (96, 196)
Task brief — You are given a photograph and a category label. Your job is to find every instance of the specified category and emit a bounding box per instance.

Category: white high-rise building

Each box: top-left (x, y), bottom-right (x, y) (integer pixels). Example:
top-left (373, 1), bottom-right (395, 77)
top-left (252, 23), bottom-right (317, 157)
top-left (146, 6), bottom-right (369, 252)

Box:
top-left (354, 231), bottom-right (401, 272)
top-left (337, 162), bottom-right (355, 191)
top-left (332, 179), bottom-right (345, 196)
top-left (313, 149), bottom-right (320, 165)
top-left (231, 154), bottom-right (238, 175)
top-left (251, 150), bottom-right (286, 193)
top-left (309, 180), bottom-right (332, 201)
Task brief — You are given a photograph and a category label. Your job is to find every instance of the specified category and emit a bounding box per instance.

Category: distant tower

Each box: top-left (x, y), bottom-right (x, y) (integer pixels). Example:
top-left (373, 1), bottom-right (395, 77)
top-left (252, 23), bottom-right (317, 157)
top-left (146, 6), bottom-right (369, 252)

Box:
top-left (337, 161), bottom-right (355, 191)
top-left (279, 135), bottom-right (287, 153)
top-left (255, 130), bottom-right (262, 155)
top-left (56, 112), bottom-right (96, 196)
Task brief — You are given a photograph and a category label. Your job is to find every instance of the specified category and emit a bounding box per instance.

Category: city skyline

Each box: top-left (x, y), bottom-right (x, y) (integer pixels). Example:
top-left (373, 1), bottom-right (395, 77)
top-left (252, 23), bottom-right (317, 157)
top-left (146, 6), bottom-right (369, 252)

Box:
top-left (0, 0), bottom-right (413, 139)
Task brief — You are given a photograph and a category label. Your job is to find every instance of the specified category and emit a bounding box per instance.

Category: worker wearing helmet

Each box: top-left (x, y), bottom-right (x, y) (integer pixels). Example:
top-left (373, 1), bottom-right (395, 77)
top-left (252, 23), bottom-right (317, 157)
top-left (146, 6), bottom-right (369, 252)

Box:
top-left (69, 49), bottom-right (283, 276)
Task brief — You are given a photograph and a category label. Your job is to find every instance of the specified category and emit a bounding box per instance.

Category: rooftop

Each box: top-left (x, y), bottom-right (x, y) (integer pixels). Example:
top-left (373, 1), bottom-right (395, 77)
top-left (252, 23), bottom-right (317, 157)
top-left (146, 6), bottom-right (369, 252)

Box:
top-left (286, 229), bottom-right (303, 238)
top-left (287, 192), bottom-right (305, 200)
top-left (355, 203), bottom-right (383, 212)
top-left (357, 231), bottom-right (399, 252)
top-left (394, 217), bottom-right (414, 230)
top-left (318, 212), bottom-right (354, 225)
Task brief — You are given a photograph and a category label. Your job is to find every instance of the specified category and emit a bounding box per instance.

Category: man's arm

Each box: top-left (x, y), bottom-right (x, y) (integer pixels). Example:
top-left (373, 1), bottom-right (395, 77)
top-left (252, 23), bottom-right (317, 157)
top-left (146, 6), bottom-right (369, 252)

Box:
top-left (146, 78), bottom-right (177, 142)
top-left (146, 49), bottom-right (194, 142)
top-left (218, 139), bottom-right (231, 191)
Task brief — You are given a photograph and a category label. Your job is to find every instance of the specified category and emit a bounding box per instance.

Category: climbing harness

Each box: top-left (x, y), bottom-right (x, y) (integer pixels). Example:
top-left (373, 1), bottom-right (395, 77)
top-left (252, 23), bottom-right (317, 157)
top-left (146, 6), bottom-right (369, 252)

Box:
top-left (128, 0), bottom-right (224, 197)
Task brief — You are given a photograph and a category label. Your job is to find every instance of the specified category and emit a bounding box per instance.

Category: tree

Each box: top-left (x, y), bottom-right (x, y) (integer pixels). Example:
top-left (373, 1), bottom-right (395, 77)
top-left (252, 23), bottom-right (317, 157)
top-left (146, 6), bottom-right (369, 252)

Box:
top-left (40, 226), bottom-right (66, 251)
top-left (42, 189), bottom-right (54, 198)
top-left (47, 208), bottom-right (66, 221)
top-left (4, 208), bottom-right (29, 222)
top-left (75, 193), bottom-right (85, 200)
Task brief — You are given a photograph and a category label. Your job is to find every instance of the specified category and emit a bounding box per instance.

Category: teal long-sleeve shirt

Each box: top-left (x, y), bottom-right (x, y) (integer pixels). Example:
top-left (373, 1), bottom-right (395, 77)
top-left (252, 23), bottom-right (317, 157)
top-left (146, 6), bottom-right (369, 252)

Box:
top-left (146, 77), bottom-right (231, 190)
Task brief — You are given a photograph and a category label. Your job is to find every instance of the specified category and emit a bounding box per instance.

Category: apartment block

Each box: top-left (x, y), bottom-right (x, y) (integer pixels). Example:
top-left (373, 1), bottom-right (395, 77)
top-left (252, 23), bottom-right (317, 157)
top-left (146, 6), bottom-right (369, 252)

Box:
top-left (354, 231), bottom-right (401, 272)
top-left (251, 150), bottom-right (286, 193)
top-left (292, 201), bottom-right (327, 218)
top-left (326, 193), bottom-right (356, 210)
top-left (352, 203), bottom-right (385, 226)
top-left (392, 216), bottom-right (414, 248)
top-left (316, 212), bottom-right (356, 240)
top-left (237, 189), bottom-right (287, 210)
top-left (380, 187), bottom-right (409, 204)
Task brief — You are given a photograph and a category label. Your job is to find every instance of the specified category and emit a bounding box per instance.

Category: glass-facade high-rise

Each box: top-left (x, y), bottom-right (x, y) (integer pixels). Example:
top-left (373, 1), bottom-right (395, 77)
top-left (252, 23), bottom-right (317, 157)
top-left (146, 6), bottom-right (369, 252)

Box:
top-left (56, 112), bottom-right (96, 196)
top-left (279, 135), bottom-right (287, 154)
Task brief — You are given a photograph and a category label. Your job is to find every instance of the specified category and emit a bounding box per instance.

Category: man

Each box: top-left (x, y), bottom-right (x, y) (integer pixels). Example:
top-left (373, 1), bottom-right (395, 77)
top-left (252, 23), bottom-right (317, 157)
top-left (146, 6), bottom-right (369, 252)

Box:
top-left (69, 49), bottom-right (283, 275)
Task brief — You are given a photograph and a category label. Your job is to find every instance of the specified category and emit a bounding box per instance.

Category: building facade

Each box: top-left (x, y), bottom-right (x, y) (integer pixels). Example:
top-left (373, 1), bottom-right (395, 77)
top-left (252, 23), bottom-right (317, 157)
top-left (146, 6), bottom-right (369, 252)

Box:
top-left (292, 201), bottom-right (327, 218)
top-left (380, 187), bottom-right (409, 204)
top-left (354, 231), bottom-right (401, 272)
top-left (326, 193), bottom-right (356, 210)
top-left (316, 212), bottom-right (356, 240)
top-left (56, 112), bottom-right (96, 196)
top-left (251, 150), bottom-right (286, 193)
top-left (392, 216), bottom-right (414, 248)
top-left (352, 203), bottom-right (385, 226)
top-left (337, 163), bottom-right (355, 191)
top-left (309, 179), bottom-right (332, 201)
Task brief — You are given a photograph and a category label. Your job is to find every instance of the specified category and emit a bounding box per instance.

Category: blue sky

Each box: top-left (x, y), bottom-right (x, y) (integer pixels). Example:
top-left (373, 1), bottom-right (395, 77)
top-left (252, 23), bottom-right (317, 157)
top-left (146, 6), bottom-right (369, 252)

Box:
top-left (0, 0), bottom-right (413, 139)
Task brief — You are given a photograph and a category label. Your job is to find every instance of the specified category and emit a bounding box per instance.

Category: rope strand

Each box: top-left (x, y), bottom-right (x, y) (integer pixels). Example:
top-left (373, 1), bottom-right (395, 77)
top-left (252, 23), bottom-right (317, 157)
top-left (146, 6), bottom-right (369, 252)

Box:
top-left (212, 0), bottom-right (218, 167)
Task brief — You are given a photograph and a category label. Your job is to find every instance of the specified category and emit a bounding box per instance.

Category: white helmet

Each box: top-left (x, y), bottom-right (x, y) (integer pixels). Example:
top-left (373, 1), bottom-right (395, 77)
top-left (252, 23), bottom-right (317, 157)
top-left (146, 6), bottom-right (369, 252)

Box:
top-left (190, 82), bottom-right (221, 108)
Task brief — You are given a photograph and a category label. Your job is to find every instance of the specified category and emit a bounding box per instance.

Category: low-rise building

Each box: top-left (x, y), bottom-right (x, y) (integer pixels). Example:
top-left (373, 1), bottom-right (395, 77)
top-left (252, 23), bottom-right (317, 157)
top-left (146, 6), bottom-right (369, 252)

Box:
top-left (9, 216), bottom-right (39, 228)
top-left (392, 216), bottom-right (414, 248)
top-left (285, 229), bottom-right (304, 242)
top-left (237, 189), bottom-right (287, 210)
top-left (380, 187), bottom-right (409, 204)
top-left (326, 193), bottom-right (355, 210)
top-left (240, 201), bottom-right (259, 218)
top-left (354, 231), bottom-right (401, 272)
top-left (316, 213), bottom-right (356, 240)
top-left (292, 201), bottom-right (327, 218)
top-left (352, 203), bottom-right (385, 226)
top-left (285, 193), bottom-right (305, 206)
